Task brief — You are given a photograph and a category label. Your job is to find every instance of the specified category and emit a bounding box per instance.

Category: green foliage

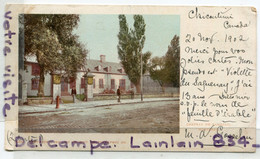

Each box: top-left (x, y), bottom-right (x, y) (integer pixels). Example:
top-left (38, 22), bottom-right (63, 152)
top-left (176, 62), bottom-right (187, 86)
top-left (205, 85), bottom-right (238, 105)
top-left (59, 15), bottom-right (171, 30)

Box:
top-left (165, 35), bottom-right (180, 87)
top-left (149, 35), bottom-right (180, 88)
top-left (76, 94), bottom-right (85, 101)
top-left (61, 37), bottom-right (88, 80)
top-left (149, 56), bottom-right (168, 88)
top-left (20, 14), bottom-right (87, 96)
top-left (117, 15), bottom-right (151, 91)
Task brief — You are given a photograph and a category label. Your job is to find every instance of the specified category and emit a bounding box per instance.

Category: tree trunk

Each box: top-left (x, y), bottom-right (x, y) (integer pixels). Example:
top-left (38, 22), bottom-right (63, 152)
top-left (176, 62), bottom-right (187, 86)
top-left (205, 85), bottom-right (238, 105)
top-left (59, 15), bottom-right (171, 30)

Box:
top-left (37, 67), bottom-right (45, 97)
top-left (159, 82), bottom-right (165, 93)
top-left (135, 81), bottom-right (141, 93)
top-left (161, 86), bottom-right (165, 93)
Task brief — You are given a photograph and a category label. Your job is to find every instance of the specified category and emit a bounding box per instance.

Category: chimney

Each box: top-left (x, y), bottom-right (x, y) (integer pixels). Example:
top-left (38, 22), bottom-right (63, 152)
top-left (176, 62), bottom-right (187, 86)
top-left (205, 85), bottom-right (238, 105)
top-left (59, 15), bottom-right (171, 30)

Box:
top-left (100, 55), bottom-right (106, 63)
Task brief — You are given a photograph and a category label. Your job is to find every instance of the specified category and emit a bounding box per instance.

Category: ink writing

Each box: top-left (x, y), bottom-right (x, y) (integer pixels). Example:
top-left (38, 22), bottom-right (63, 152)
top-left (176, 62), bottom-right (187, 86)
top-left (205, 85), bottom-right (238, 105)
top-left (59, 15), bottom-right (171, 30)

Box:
top-left (2, 11), bottom-right (17, 117)
top-left (182, 7), bottom-right (256, 127)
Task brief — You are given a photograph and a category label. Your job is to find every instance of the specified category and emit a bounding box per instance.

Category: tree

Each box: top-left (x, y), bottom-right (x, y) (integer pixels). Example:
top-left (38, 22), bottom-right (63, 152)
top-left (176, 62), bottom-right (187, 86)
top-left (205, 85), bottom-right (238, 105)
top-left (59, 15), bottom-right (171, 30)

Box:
top-left (117, 14), bottom-right (151, 93)
top-left (149, 56), bottom-right (167, 92)
top-left (165, 35), bottom-right (180, 87)
top-left (21, 14), bottom-right (87, 96)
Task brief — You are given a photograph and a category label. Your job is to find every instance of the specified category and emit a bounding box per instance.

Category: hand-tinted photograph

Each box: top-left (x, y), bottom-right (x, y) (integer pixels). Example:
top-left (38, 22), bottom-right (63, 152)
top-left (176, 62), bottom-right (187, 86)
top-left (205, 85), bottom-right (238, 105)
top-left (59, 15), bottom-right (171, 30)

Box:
top-left (18, 14), bottom-right (180, 133)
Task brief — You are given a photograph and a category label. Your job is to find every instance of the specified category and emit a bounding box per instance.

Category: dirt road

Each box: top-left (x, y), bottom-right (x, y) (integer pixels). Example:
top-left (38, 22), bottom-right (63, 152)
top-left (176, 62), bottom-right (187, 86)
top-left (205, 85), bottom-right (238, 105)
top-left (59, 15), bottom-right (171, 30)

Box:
top-left (19, 100), bottom-right (179, 133)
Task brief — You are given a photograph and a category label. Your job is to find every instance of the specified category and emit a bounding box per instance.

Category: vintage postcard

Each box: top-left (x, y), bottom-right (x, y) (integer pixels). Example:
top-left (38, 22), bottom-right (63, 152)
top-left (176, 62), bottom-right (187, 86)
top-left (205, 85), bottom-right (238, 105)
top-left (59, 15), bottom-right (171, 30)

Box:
top-left (3, 5), bottom-right (257, 153)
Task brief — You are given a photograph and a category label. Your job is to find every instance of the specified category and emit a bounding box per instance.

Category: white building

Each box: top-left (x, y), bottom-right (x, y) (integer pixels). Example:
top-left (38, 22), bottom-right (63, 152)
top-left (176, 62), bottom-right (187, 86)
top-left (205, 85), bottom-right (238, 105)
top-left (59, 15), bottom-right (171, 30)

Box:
top-left (24, 55), bottom-right (136, 97)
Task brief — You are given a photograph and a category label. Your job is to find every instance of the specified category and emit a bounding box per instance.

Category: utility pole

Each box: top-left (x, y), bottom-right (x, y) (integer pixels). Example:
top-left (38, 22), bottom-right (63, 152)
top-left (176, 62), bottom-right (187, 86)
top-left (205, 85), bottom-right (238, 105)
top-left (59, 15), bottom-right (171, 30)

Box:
top-left (140, 49), bottom-right (143, 102)
top-left (83, 72), bottom-right (88, 101)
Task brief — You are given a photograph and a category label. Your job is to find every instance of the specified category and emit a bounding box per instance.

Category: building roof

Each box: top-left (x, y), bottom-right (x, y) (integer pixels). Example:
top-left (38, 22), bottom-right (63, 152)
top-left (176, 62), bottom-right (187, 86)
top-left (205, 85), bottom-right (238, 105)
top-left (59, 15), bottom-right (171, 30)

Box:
top-left (85, 59), bottom-right (125, 75)
top-left (25, 55), bottom-right (126, 75)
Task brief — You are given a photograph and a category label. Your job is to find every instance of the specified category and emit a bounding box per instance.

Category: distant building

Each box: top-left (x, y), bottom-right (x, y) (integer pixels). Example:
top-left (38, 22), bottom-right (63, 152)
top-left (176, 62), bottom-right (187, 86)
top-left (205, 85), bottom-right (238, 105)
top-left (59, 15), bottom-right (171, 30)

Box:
top-left (21, 54), bottom-right (179, 98)
top-left (23, 55), bottom-right (141, 97)
top-left (77, 55), bottom-right (135, 95)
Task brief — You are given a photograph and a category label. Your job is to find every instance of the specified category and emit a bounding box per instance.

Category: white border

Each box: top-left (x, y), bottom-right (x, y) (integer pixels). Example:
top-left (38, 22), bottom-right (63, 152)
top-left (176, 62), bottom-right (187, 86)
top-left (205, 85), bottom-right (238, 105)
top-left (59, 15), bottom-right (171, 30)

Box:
top-left (0, 0), bottom-right (259, 158)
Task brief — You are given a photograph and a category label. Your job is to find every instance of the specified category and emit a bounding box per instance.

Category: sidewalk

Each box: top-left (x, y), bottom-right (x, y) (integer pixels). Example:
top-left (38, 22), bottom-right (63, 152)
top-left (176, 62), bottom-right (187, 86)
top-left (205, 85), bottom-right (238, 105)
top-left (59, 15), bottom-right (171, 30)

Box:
top-left (19, 97), bottom-right (179, 114)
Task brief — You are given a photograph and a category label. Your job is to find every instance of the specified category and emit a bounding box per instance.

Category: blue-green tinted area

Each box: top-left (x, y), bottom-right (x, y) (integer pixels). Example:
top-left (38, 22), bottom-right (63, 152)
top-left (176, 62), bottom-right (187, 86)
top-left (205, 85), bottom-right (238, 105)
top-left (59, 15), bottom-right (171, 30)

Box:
top-left (74, 14), bottom-right (180, 62)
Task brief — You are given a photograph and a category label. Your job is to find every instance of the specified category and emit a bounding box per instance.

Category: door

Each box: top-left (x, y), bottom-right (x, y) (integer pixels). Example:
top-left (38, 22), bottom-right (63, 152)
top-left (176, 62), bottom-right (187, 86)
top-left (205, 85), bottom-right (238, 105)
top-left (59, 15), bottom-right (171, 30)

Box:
top-left (119, 79), bottom-right (126, 91)
top-left (61, 78), bottom-right (69, 96)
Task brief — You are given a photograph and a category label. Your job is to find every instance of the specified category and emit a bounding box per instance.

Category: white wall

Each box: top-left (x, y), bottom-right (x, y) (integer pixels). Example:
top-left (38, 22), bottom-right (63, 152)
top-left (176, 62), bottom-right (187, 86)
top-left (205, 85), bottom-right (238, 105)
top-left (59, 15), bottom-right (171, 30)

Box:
top-left (24, 64), bottom-right (52, 97)
top-left (92, 73), bottom-right (132, 94)
top-left (1, 1), bottom-right (260, 159)
top-left (76, 72), bottom-right (133, 94)
top-left (24, 69), bottom-right (134, 96)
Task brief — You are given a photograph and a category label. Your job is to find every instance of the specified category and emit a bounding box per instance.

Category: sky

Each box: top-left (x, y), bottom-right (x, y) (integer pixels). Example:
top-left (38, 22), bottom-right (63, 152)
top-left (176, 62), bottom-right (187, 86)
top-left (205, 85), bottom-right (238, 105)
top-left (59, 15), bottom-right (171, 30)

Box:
top-left (74, 14), bottom-right (180, 63)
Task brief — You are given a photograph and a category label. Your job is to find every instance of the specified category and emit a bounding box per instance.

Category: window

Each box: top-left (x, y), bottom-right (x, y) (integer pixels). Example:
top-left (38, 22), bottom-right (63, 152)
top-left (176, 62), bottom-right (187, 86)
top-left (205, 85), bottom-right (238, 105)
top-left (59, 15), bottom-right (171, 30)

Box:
top-left (111, 79), bottom-right (115, 89)
top-left (131, 82), bottom-right (134, 88)
top-left (61, 78), bottom-right (68, 93)
top-left (104, 67), bottom-right (109, 72)
top-left (118, 68), bottom-right (123, 73)
top-left (95, 65), bottom-right (102, 71)
top-left (70, 77), bottom-right (76, 89)
top-left (31, 63), bottom-right (40, 76)
top-left (93, 79), bottom-right (95, 88)
top-left (119, 79), bottom-right (126, 90)
top-left (99, 79), bottom-right (104, 88)
top-left (81, 78), bottom-right (85, 88)
top-left (31, 78), bottom-right (39, 90)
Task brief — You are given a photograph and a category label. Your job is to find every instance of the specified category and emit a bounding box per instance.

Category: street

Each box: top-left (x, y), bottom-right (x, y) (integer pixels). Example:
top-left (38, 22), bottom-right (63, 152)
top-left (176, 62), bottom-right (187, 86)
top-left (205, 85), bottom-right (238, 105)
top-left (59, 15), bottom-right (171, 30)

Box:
top-left (19, 100), bottom-right (179, 133)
